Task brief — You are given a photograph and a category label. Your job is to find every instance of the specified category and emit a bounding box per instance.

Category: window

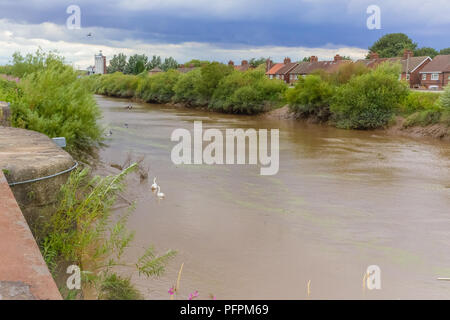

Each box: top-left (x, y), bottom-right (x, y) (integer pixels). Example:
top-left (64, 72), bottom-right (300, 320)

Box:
top-left (270, 75), bottom-right (273, 79)
top-left (431, 73), bottom-right (439, 81)
top-left (406, 74), bottom-right (410, 80)
top-left (422, 74), bottom-right (427, 81)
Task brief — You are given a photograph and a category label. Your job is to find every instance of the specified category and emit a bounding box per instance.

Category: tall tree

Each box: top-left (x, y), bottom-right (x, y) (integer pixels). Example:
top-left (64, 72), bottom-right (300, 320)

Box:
top-left (124, 54), bottom-right (148, 74)
top-left (147, 55), bottom-right (162, 70)
top-left (161, 57), bottom-right (178, 71)
top-left (440, 48), bottom-right (450, 55)
top-left (107, 53), bottom-right (127, 73)
top-left (414, 47), bottom-right (439, 58)
top-left (368, 33), bottom-right (417, 58)
top-left (249, 57), bottom-right (266, 68)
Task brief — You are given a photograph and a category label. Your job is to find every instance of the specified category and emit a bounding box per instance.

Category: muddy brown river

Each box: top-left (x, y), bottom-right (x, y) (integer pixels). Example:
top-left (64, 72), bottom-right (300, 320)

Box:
top-left (95, 95), bottom-right (450, 299)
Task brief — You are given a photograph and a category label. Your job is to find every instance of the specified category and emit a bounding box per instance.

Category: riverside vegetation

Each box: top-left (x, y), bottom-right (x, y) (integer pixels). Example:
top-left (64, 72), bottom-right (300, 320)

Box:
top-left (85, 59), bottom-right (449, 131)
top-left (0, 51), bottom-right (175, 299)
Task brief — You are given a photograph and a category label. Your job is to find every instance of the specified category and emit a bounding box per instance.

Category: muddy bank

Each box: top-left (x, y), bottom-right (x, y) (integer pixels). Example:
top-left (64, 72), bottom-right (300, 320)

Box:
top-left (385, 117), bottom-right (450, 142)
top-left (261, 105), bottom-right (450, 142)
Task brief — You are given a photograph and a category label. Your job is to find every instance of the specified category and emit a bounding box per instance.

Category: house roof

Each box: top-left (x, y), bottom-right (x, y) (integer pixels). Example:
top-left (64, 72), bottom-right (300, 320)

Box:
top-left (274, 63), bottom-right (298, 75)
top-left (419, 55), bottom-right (450, 73)
top-left (291, 60), bottom-right (350, 74)
top-left (401, 56), bottom-right (431, 73)
top-left (265, 63), bottom-right (285, 75)
top-left (355, 56), bottom-right (431, 73)
top-left (149, 67), bottom-right (163, 72)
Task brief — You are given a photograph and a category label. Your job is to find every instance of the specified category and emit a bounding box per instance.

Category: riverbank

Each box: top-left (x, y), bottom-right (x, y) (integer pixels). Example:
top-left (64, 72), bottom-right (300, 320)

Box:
top-left (261, 105), bottom-right (450, 142)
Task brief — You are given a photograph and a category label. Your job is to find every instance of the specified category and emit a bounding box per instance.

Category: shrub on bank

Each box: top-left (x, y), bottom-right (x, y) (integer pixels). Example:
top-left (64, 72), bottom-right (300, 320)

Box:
top-left (330, 64), bottom-right (408, 129)
top-left (399, 91), bottom-right (441, 115)
top-left (173, 68), bottom-right (203, 106)
top-left (286, 75), bottom-right (334, 121)
top-left (10, 60), bottom-right (102, 154)
top-left (441, 85), bottom-right (450, 109)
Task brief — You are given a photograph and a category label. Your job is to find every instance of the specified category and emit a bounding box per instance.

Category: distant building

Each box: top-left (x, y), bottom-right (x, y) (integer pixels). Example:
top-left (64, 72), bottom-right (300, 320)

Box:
top-left (94, 51), bottom-right (107, 74)
top-left (228, 60), bottom-right (252, 72)
top-left (419, 55), bottom-right (450, 90)
top-left (86, 66), bottom-right (95, 75)
top-left (148, 67), bottom-right (163, 75)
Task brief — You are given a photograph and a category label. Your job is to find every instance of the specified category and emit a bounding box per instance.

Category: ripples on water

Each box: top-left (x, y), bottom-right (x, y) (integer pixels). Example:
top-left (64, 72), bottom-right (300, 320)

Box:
top-left (95, 95), bottom-right (450, 299)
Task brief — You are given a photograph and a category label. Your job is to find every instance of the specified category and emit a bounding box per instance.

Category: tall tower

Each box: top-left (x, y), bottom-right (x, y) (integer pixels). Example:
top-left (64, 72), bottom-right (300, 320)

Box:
top-left (94, 51), bottom-right (106, 74)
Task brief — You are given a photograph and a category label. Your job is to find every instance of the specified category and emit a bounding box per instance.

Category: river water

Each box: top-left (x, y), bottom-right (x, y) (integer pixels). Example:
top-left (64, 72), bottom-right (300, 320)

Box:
top-left (95, 95), bottom-right (450, 299)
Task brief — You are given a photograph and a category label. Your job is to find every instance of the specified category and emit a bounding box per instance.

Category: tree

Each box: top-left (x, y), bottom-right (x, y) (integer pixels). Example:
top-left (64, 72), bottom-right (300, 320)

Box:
top-left (183, 59), bottom-right (208, 67)
top-left (107, 53), bottom-right (127, 73)
top-left (147, 55), bottom-right (162, 70)
top-left (368, 33), bottom-right (417, 58)
top-left (440, 48), bottom-right (450, 55)
top-left (414, 47), bottom-right (439, 58)
top-left (196, 62), bottom-right (233, 102)
top-left (249, 57), bottom-right (266, 68)
top-left (161, 57), bottom-right (178, 71)
top-left (124, 54), bottom-right (148, 75)
top-left (441, 85), bottom-right (450, 109)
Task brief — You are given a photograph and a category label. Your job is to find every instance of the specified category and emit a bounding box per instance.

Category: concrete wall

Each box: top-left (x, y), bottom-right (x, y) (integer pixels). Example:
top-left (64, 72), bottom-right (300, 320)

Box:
top-left (0, 170), bottom-right (61, 300)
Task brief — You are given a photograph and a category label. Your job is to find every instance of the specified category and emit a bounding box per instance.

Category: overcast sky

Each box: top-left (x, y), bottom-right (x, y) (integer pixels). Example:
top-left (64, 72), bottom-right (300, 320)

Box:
top-left (0, 0), bottom-right (448, 68)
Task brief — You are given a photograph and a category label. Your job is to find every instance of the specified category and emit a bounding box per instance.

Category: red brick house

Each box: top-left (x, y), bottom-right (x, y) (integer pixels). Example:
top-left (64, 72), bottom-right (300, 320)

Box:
top-left (273, 58), bottom-right (298, 83)
top-left (265, 59), bottom-right (287, 80)
top-left (228, 60), bottom-right (252, 72)
top-left (419, 55), bottom-right (450, 90)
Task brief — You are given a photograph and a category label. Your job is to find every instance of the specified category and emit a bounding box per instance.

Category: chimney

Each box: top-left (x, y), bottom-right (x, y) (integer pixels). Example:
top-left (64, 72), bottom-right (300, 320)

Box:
top-left (334, 54), bottom-right (342, 62)
top-left (228, 60), bottom-right (234, 66)
top-left (369, 52), bottom-right (379, 60)
top-left (284, 57), bottom-right (291, 64)
top-left (403, 49), bottom-right (414, 60)
top-left (241, 60), bottom-right (248, 66)
top-left (310, 56), bottom-right (318, 63)
top-left (266, 58), bottom-right (273, 72)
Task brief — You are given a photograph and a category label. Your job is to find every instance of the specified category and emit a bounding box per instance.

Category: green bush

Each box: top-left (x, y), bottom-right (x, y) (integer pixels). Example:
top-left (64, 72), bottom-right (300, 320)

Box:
top-left (286, 75), bottom-right (334, 121)
top-left (330, 63), bottom-right (408, 129)
top-left (403, 109), bottom-right (442, 127)
top-left (148, 69), bottom-right (180, 103)
top-left (10, 61), bottom-right (102, 154)
top-left (173, 68), bottom-right (202, 106)
top-left (400, 91), bottom-right (441, 115)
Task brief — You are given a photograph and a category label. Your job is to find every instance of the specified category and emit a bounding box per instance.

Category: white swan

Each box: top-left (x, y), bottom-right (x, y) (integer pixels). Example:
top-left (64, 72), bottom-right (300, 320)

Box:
top-left (157, 185), bottom-right (165, 199)
top-left (151, 177), bottom-right (158, 191)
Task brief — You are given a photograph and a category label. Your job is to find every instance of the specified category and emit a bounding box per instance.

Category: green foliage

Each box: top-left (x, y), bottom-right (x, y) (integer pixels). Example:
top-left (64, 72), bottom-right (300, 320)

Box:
top-left (440, 48), bottom-right (450, 55)
top-left (331, 63), bottom-right (409, 129)
top-left (414, 47), bottom-right (439, 58)
top-left (400, 91), bottom-right (442, 115)
top-left (286, 75), bottom-right (334, 121)
top-left (173, 68), bottom-right (202, 105)
top-left (210, 68), bottom-right (286, 114)
top-left (329, 62), bottom-right (370, 85)
top-left (90, 61), bottom-right (286, 114)
top-left (183, 59), bottom-right (208, 67)
top-left (196, 62), bottom-right (233, 102)
top-left (38, 165), bottom-right (175, 299)
top-left (98, 273), bottom-right (143, 300)
top-left (368, 33), bottom-right (417, 58)
top-left (441, 85), bottom-right (450, 109)
top-left (161, 57), bottom-right (179, 71)
top-left (9, 59), bottom-right (102, 154)
top-left (249, 57), bottom-right (266, 68)
top-left (403, 109), bottom-right (442, 127)
top-left (3, 49), bottom-right (65, 78)
top-left (124, 54), bottom-right (148, 75)
top-left (107, 53), bottom-right (127, 73)
top-left (148, 69), bottom-right (180, 103)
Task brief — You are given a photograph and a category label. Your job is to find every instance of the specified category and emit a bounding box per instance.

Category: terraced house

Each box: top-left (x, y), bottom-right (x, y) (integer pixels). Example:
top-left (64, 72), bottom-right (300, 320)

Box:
top-left (419, 55), bottom-right (450, 90)
top-left (356, 50), bottom-right (431, 88)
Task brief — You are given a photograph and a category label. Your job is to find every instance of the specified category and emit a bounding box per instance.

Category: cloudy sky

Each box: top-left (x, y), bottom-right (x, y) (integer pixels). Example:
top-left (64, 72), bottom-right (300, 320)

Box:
top-left (0, 0), bottom-right (448, 68)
